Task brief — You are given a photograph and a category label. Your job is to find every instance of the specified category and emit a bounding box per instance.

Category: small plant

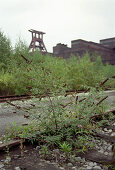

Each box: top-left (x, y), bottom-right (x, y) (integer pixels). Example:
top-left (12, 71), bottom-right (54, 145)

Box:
top-left (60, 142), bottom-right (72, 155)
top-left (69, 154), bottom-right (76, 163)
top-left (41, 145), bottom-right (50, 159)
top-left (106, 164), bottom-right (115, 170)
top-left (5, 144), bottom-right (10, 157)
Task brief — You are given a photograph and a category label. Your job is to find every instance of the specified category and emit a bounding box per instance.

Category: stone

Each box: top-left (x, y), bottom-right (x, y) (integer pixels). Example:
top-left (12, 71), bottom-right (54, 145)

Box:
top-left (88, 162), bottom-right (94, 167)
top-left (93, 162), bottom-right (97, 166)
top-left (108, 152), bottom-right (113, 156)
top-left (67, 163), bottom-right (73, 167)
top-left (59, 167), bottom-right (65, 170)
top-left (51, 162), bottom-right (57, 165)
top-left (81, 158), bottom-right (86, 162)
top-left (86, 166), bottom-right (92, 170)
top-left (104, 128), bottom-right (108, 131)
top-left (104, 145), bottom-right (108, 150)
top-left (98, 143), bottom-right (102, 146)
top-left (4, 156), bottom-right (11, 163)
top-left (101, 131), bottom-right (105, 134)
top-left (46, 161), bottom-right (50, 164)
top-left (104, 152), bottom-right (109, 155)
top-left (71, 167), bottom-right (77, 170)
top-left (36, 146), bottom-right (40, 150)
top-left (103, 141), bottom-right (107, 145)
top-left (95, 145), bottom-right (99, 149)
top-left (98, 149), bottom-right (104, 154)
top-left (0, 162), bottom-right (4, 168)
top-left (93, 166), bottom-right (101, 170)
top-left (108, 129), bottom-right (112, 133)
top-left (38, 162), bottom-right (45, 167)
top-left (15, 167), bottom-right (21, 170)
top-left (111, 132), bottom-right (115, 137)
top-left (14, 154), bottom-right (20, 159)
top-left (24, 150), bottom-right (28, 153)
top-left (75, 157), bottom-right (82, 162)
top-left (0, 160), bottom-right (4, 162)
top-left (108, 145), bottom-right (112, 151)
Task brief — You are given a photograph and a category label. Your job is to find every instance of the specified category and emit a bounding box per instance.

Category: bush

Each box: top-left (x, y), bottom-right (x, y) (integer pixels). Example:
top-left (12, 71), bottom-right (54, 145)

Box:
top-left (0, 71), bottom-right (15, 95)
top-left (0, 33), bottom-right (115, 96)
top-left (0, 51), bottom-right (115, 96)
top-left (66, 54), bottom-right (115, 91)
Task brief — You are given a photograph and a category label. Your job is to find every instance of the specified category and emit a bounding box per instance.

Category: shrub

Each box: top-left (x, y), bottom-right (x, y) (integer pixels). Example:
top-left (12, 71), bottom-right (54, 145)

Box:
top-left (0, 71), bottom-right (15, 95)
top-left (66, 54), bottom-right (104, 90)
top-left (17, 88), bottom-right (109, 151)
top-left (0, 33), bottom-right (115, 96)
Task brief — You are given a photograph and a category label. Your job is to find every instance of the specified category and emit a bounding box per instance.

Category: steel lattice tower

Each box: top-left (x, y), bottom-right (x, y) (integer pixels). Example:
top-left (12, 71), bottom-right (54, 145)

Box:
top-left (29, 29), bottom-right (47, 53)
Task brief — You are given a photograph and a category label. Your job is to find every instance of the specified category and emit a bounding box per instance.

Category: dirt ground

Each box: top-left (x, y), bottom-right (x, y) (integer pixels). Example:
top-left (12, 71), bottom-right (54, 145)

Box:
top-left (0, 144), bottom-right (59, 170)
top-left (0, 138), bottom-right (115, 170)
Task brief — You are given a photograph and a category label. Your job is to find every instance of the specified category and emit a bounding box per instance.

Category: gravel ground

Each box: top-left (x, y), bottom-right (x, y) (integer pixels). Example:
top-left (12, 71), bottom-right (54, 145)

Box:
top-left (0, 121), bottom-right (115, 170)
top-left (0, 103), bottom-right (29, 137)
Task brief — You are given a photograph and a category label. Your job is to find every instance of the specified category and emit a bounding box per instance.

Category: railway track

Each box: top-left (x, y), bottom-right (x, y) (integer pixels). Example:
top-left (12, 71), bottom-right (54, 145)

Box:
top-left (0, 95), bottom-right (32, 103)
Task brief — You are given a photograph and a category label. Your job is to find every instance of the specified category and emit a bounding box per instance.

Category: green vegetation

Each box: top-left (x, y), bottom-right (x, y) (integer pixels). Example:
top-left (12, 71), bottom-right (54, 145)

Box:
top-left (0, 29), bottom-right (12, 65)
top-left (0, 49), bottom-right (115, 96)
top-left (3, 88), bottom-right (114, 154)
top-left (60, 142), bottom-right (72, 155)
top-left (0, 30), bottom-right (115, 167)
top-left (0, 30), bottom-right (115, 96)
top-left (40, 145), bottom-right (50, 159)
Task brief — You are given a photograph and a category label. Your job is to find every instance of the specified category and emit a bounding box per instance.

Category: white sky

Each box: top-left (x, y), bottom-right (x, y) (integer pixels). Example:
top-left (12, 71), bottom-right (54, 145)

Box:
top-left (0, 0), bottom-right (115, 52)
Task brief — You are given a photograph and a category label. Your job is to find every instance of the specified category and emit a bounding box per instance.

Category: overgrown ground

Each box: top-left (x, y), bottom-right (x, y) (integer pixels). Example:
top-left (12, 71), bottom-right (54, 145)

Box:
top-left (0, 89), bottom-right (115, 169)
top-left (2, 88), bottom-right (114, 149)
top-left (0, 30), bottom-right (115, 169)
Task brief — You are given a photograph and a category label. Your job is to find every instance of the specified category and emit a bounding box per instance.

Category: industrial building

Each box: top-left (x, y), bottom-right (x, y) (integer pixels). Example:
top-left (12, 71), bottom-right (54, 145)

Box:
top-left (53, 37), bottom-right (115, 65)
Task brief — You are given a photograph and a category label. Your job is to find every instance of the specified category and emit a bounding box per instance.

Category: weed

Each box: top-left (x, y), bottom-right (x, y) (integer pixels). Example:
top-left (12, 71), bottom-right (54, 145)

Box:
top-left (60, 142), bottom-right (72, 155)
top-left (41, 145), bottom-right (50, 159)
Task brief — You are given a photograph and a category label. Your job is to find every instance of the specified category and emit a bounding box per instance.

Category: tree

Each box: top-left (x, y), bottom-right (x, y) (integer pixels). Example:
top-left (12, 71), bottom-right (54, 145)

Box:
top-left (0, 30), bottom-right (12, 64)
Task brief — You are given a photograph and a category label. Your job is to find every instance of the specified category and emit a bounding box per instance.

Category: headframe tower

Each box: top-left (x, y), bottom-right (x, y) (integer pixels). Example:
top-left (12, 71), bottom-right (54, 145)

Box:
top-left (29, 29), bottom-right (47, 53)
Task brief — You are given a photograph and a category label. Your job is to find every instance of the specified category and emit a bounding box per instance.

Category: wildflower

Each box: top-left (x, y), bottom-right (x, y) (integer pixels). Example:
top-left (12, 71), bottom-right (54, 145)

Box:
top-left (78, 124), bottom-right (82, 128)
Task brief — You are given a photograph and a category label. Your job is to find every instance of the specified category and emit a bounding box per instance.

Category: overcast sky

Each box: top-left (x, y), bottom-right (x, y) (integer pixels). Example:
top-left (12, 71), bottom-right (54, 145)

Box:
top-left (0, 0), bottom-right (115, 52)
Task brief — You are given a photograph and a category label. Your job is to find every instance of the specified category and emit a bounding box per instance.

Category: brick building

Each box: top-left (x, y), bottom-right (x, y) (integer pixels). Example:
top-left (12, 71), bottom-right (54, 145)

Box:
top-left (53, 38), bottom-right (115, 65)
